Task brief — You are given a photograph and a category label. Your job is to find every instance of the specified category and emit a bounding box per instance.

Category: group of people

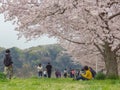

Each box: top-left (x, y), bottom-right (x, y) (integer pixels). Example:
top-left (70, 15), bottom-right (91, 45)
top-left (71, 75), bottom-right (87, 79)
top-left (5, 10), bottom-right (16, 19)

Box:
top-left (54, 66), bottom-right (96, 80)
top-left (3, 49), bottom-right (53, 79)
top-left (37, 62), bottom-right (52, 78)
top-left (3, 49), bottom-right (96, 81)
top-left (54, 68), bottom-right (79, 78)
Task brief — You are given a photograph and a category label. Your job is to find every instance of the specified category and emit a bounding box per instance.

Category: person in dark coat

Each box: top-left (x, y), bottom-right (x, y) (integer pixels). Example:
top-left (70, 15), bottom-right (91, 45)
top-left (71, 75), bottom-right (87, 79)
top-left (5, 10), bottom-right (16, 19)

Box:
top-left (46, 62), bottom-right (52, 78)
top-left (3, 49), bottom-right (13, 79)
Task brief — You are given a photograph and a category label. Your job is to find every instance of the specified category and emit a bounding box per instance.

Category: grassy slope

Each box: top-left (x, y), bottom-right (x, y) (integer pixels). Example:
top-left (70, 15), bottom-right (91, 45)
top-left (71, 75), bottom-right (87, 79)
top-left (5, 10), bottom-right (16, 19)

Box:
top-left (0, 78), bottom-right (120, 90)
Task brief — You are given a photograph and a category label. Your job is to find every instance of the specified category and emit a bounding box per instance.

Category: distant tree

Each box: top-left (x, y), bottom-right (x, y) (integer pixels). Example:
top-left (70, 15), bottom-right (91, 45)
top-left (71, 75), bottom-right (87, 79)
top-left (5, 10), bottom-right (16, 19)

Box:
top-left (0, 0), bottom-right (120, 76)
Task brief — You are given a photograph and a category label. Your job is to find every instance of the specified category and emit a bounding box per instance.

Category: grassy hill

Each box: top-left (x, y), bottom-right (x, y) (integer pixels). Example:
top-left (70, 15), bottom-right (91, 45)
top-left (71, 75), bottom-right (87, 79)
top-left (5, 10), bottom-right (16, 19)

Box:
top-left (0, 78), bottom-right (120, 90)
top-left (0, 44), bottom-right (81, 77)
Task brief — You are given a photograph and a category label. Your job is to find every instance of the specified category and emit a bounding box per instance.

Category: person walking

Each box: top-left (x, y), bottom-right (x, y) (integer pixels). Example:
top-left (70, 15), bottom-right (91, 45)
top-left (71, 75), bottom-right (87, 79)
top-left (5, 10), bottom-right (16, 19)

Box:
top-left (3, 49), bottom-right (13, 79)
top-left (46, 62), bottom-right (52, 78)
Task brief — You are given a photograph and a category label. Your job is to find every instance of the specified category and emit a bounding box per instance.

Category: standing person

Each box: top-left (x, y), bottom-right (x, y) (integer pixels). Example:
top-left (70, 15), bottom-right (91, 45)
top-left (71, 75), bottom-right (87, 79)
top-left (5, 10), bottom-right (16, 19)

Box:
top-left (71, 69), bottom-right (76, 78)
top-left (3, 49), bottom-right (13, 79)
top-left (55, 69), bottom-right (61, 78)
top-left (46, 62), bottom-right (52, 78)
top-left (37, 63), bottom-right (43, 77)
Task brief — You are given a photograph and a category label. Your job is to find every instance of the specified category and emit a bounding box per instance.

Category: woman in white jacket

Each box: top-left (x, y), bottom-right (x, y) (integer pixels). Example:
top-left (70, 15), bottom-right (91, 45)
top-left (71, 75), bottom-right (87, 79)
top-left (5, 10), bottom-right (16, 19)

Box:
top-left (37, 63), bottom-right (43, 77)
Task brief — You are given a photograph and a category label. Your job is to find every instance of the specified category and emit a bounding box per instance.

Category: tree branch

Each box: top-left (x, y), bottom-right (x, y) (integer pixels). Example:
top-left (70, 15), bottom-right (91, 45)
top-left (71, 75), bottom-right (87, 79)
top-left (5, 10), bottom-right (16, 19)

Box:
top-left (113, 43), bottom-right (120, 53)
top-left (113, 36), bottom-right (120, 41)
top-left (55, 31), bottom-right (86, 45)
top-left (94, 43), bottom-right (104, 56)
top-left (72, 0), bottom-right (78, 8)
top-left (109, 12), bottom-right (120, 20)
top-left (60, 35), bottom-right (86, 45)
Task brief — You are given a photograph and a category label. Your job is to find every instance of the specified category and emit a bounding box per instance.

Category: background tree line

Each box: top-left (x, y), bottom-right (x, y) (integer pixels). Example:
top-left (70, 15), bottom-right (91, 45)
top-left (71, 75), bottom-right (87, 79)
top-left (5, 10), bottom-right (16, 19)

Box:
top-left (0, 44), bottom-right (81, 77)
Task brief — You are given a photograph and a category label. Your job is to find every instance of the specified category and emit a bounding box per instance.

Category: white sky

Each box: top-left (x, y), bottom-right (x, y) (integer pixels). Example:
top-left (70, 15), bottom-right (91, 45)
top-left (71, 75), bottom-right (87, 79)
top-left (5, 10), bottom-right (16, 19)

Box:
top-left (0, 14), bottom-right (57, 49)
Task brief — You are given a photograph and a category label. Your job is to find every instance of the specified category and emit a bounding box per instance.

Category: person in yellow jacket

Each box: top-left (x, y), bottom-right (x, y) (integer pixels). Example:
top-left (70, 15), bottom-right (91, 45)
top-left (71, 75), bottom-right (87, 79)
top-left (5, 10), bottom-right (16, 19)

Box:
top-left (75, 66), bottom-right (93, 80)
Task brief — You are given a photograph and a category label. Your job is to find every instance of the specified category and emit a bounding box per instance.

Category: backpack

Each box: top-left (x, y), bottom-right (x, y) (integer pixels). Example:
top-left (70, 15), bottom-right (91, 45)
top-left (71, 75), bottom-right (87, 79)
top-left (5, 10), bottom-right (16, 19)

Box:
top-left (90, 68), bottom-right (96, 78)
top-left (4, 56), bottom-right (12, 66)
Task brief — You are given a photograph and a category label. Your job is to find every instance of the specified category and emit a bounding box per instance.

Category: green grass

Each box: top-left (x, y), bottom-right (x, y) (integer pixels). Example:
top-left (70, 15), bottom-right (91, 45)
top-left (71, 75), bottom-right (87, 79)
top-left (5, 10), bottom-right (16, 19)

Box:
top-left (0, 78), bottom-right (120, 90)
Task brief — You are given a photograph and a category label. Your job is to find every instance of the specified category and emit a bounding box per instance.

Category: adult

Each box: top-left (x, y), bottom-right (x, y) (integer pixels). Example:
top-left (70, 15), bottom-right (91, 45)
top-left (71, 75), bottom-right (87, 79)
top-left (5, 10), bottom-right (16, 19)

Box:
top-left (71, 69), bottom-right (76, 78)
top-left (46, 62), bottom-right (52, 78)
top-left (37, 63), bottom-right (43, 77)
top-left (55, 69), bottom-right (61, 78)
top-left (3, 49), bottom-right (13, 79)
top-left (75, 66), bottom-right (93, 80)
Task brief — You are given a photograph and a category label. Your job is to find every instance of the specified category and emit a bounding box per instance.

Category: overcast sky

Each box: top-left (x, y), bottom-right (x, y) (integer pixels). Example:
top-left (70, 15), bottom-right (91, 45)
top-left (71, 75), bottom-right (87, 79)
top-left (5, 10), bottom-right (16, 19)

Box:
top-left (0, 14), bottom-right (57, 49)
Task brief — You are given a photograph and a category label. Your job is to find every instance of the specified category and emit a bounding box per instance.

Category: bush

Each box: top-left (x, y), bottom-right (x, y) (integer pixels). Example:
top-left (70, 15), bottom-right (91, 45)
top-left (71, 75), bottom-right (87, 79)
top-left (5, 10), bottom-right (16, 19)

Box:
top-left (106, 75), bottom-right (119, 80)
top-left (95, 72), bottom-right (106, 80)
top-left (0, 72), bottom-right (6, 80)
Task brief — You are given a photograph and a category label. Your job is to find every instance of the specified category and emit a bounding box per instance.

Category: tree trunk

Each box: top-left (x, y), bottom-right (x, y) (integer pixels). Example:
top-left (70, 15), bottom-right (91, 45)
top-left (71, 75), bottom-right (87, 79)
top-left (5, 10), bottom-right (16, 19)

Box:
top-left (104, 54), bottom-right (118, 77)
top-left (103, 42), bottom-right (118, 77)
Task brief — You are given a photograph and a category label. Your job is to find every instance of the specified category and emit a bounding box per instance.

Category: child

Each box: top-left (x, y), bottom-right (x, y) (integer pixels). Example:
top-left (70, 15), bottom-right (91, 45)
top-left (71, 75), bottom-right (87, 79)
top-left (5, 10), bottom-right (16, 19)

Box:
top-left (43, 70), bottom-right (47, 77)
top-left (63, 69), bottom-right (67, 78)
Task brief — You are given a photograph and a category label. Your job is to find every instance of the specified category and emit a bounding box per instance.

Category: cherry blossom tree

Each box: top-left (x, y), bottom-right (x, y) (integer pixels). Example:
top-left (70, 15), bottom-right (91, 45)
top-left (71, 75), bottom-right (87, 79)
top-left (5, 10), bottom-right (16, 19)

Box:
top-left (0, 0), bottom-right (120, 76)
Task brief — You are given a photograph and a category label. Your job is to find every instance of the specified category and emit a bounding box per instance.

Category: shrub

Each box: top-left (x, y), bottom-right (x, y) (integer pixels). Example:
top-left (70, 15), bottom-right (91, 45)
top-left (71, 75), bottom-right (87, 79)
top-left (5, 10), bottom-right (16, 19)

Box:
top-left (95, 72), bottom-right (106, 80)
top-left (106, 75), bottom-right (119, 80)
